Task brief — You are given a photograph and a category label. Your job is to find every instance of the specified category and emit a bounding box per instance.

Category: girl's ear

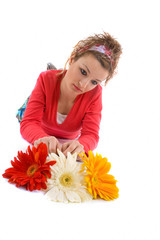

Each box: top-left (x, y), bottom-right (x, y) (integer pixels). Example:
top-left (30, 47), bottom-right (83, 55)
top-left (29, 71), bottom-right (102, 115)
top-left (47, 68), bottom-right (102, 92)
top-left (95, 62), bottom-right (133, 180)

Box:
top-left (69, 54), bottom-right (76, 65)
top-left (68, 58), bottom-right (72, 65)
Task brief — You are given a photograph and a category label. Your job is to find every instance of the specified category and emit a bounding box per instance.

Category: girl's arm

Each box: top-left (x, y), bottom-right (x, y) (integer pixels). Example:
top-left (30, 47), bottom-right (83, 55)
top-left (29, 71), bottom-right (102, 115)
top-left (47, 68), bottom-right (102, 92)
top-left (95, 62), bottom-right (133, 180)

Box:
top-left (78, 87), bottom-right (102, 153)
top-left (20, 72), bottom-right (50, 144)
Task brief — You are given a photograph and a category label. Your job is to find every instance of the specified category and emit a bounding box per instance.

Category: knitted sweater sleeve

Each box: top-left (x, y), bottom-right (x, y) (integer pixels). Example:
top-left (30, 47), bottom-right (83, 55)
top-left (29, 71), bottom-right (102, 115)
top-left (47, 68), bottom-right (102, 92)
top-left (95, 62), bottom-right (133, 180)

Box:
top-left (20, 72), bottom-right (50, 144)
top-left (78, 87), bottom-right (102, 152)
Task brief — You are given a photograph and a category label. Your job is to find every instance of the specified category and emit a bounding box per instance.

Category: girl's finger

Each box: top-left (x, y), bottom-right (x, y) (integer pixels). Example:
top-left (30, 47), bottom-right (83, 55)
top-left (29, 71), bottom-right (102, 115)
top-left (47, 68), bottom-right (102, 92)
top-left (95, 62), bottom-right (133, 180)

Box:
top-left (56, 142), bottom-right (62, 152)
top-left (61, 142), bottom-right (70, 152)
top-left (63, 142), bottom-right (77, 156)
top-left (48, 139), bottom-right (57, 154)
top-left (34, 141), bottom-right (38, 147)
top-left (71, 145), bottom-right (84, 155)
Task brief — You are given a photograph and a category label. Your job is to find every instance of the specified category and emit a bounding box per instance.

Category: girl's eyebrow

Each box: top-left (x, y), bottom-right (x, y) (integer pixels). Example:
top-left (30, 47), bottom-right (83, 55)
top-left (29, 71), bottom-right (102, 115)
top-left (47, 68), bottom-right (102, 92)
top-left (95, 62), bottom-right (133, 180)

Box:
top-left (82, 64), bottom-right (102, 82)
top-left (82, 64), bottom-right (90, 73)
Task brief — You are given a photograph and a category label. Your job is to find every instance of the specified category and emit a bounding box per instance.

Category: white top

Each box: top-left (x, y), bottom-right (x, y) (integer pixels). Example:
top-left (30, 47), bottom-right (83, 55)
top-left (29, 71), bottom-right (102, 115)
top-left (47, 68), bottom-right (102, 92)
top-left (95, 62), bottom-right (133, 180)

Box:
top-left (57, 112), bottom-right (67, 124)
top-left (56, 112), bottom-right (79, 145)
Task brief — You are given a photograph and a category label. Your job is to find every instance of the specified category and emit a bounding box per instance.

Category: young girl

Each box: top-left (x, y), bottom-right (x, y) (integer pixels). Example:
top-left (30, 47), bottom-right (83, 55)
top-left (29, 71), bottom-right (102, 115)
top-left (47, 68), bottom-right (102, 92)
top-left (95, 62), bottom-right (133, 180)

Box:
top-left (20, 32), bottom-right (122, 156)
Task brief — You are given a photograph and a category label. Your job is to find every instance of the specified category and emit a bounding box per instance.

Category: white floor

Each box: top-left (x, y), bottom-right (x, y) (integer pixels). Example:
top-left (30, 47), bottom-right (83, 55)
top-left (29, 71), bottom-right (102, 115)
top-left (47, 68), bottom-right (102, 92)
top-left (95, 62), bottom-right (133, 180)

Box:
top-left (0, 1), bottom-right (160, 240)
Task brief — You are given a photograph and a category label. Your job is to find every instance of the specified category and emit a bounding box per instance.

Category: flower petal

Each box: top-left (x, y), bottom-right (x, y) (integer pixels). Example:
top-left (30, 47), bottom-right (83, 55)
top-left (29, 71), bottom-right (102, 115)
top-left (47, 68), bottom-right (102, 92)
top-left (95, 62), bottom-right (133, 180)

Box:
top-left (49, 153), bottom-right (60, 162)
top-left (76, 187), bottom-right (93, 202)
top-left (57, 189), bottom-right (68, 203)
top-left (65, 152), bottom-right (77, 172)
top-left (65, 190), bottom-right (81, 203)
top-left (57, 149), bottom-right (66, 162)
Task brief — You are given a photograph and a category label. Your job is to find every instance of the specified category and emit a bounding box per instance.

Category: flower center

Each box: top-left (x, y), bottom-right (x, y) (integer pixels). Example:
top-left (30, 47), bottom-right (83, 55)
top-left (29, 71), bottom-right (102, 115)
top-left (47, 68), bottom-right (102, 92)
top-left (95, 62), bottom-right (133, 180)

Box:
top-left (27, 164), bottom-right (38, 177)
top-left (59, 173), bottom-right (73, 187)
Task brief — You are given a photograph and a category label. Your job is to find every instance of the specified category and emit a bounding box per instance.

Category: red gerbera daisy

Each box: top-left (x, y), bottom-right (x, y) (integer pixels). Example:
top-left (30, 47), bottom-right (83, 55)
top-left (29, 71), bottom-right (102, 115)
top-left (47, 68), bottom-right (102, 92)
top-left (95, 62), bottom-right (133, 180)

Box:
top-left (2, 143), bottom-right (56, 191)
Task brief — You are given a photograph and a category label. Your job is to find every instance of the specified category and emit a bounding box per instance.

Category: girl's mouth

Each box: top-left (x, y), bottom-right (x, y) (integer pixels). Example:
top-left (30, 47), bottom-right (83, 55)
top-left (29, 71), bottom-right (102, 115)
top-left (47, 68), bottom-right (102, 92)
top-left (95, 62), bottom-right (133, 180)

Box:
top-left (73, 84), bottom-right (82, 92)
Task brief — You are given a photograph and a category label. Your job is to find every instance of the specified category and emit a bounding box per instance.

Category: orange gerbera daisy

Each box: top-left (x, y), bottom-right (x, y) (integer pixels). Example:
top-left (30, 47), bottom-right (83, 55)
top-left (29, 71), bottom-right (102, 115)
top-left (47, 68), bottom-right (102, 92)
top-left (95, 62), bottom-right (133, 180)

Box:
top-left (2, 143), bottom-right (56, 191)
top-left (79, 151), bottom-right (119, 201)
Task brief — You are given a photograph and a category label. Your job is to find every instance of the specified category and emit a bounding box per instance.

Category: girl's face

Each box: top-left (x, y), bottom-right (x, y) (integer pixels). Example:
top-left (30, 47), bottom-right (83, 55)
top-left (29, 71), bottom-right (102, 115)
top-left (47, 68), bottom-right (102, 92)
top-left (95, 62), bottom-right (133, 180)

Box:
top-left (62, 54), bottom-right (109, 96)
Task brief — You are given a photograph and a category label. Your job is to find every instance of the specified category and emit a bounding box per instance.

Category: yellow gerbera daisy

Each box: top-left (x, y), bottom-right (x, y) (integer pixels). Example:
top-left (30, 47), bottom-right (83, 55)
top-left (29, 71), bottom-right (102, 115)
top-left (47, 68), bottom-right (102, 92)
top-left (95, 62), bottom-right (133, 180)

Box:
top-left (79, 151), bottom-right (119, 201)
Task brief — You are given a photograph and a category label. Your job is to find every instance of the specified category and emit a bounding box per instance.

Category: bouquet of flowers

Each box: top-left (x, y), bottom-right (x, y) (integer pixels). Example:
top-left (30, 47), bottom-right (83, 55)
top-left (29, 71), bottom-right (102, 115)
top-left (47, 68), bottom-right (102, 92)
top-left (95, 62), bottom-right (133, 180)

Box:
top-left (2, 143), bottom-right (119, 203)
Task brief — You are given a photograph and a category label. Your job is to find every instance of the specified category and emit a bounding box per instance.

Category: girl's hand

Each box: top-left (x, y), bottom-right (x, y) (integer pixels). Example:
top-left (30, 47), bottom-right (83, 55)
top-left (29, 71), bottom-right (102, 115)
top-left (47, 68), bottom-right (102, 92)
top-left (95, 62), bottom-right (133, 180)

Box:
top-left (61, 140), bottom-right (84, 156)
top-left (34, 136), bottom-right (62, 154)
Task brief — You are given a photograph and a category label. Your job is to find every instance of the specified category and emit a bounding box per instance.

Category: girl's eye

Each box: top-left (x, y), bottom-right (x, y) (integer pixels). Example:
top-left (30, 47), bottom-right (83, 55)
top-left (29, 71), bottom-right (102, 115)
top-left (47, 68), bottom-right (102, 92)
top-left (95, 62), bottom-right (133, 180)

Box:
top-left (80, 68), bottom-right (87, 76)
top-left (91, 80), bottom-right (98, 85)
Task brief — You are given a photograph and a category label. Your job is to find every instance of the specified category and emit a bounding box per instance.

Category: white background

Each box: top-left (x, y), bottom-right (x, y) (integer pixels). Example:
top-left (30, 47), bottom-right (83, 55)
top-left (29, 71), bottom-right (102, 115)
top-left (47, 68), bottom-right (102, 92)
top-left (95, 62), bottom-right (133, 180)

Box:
top-left (0, 0), bottom-right (160, 239)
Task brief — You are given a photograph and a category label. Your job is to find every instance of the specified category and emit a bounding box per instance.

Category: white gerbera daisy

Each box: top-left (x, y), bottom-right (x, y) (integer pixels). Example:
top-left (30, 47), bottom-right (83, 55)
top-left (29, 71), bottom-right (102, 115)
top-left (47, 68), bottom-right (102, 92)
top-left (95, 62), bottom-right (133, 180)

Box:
top-left (45, 149), bottom-right (92, 203)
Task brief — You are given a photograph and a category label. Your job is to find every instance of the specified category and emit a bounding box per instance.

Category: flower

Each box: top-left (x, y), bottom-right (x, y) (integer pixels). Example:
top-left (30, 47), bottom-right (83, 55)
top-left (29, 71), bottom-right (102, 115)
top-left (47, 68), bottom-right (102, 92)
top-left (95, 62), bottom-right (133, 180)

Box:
top-left (79, 151), bottom-right (119, 201)
top-left (2, 143), bottom-right (56, 191)
top-left (45, 149), bottom-right (92, 203)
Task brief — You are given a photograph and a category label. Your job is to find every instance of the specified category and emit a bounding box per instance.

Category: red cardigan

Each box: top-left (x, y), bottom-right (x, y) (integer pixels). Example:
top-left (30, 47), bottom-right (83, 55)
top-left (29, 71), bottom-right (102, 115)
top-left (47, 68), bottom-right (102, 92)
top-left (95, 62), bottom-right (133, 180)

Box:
top-left (20, 70), bottom-right (102, 152)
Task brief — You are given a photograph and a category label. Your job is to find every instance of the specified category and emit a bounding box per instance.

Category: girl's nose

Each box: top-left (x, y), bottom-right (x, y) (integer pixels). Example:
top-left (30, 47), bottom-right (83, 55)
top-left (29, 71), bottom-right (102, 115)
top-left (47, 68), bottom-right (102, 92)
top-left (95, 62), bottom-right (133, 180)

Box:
top-left (79, 78), bottom-right (89, 88)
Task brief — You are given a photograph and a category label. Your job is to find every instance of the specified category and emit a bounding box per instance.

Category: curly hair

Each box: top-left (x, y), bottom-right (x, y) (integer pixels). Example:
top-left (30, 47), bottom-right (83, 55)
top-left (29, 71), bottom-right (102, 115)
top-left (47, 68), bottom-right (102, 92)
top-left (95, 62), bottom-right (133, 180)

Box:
top-left (62, 32), bottom-right (122, 85)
